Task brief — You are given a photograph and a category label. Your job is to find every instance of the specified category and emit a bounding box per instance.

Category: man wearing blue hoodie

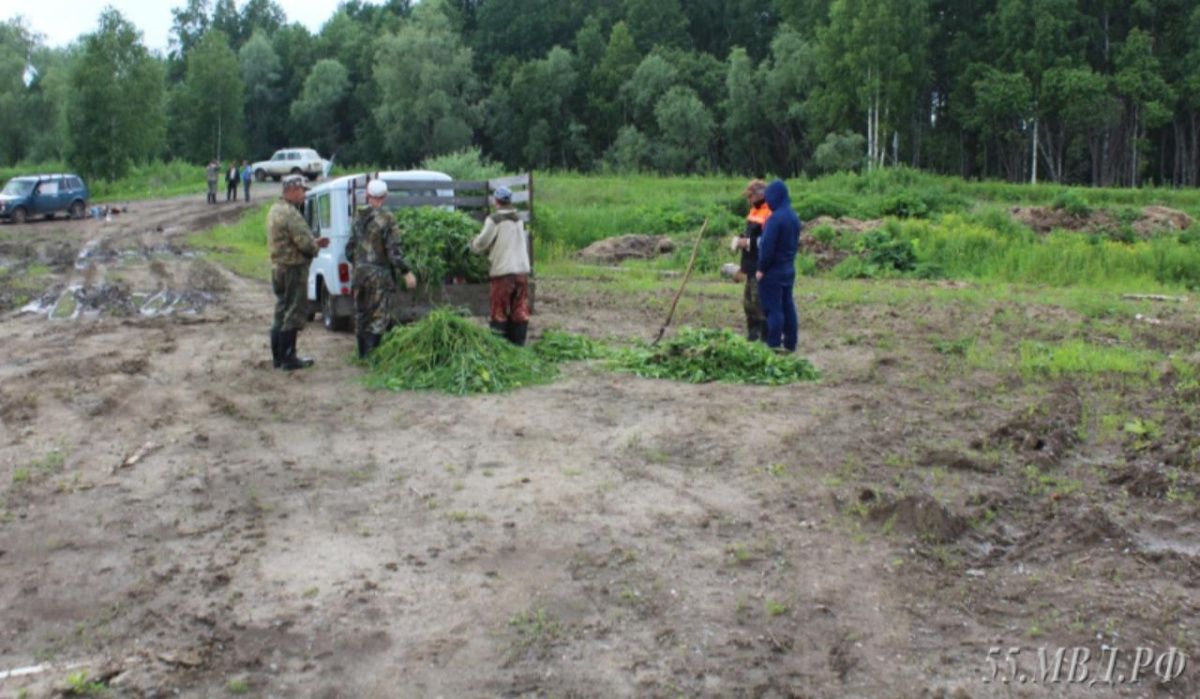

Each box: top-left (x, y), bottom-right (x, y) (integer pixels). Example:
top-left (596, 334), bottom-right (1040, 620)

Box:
top-left (755, 179), bottom-right (802, 352)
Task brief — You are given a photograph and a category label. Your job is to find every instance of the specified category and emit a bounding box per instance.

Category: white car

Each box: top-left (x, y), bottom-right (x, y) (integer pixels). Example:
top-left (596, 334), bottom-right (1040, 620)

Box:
top-left (304, 170), bottom-right (454, 331)
top-left (251, 148), bottom-right (329, 182)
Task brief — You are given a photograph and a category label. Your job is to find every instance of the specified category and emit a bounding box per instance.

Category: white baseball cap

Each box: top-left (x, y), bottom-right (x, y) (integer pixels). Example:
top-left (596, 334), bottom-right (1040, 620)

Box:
top-left (367, 180), bottom-right (388, 197)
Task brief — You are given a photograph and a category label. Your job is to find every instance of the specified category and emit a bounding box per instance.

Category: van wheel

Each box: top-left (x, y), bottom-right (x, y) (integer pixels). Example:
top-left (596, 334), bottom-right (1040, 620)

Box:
top-left (70, 201), bottom-right (85, 220)
top-left (321, 290), bottom-right (351, 332)
top-left (11, 207), bottom-right (26, 224)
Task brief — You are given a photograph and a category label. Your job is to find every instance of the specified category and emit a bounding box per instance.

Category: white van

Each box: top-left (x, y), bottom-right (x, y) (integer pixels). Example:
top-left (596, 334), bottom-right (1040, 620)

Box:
top-left (304, 170), bottom-right (453, 331)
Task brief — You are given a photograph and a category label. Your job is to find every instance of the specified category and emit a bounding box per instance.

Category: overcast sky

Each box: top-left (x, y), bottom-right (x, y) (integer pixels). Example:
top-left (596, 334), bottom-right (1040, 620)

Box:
top-left (5, 0), bottom-right (355, 53)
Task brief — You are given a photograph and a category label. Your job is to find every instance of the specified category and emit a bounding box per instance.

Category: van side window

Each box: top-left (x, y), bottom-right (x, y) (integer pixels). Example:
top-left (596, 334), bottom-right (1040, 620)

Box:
top-left (318, 193), bottom-right (332, 230)
top-left (305, 199), bottom-right (315, 229)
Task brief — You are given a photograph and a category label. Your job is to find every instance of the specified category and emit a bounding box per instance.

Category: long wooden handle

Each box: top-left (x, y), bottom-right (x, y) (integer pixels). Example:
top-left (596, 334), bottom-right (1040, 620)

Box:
top-left (652, 218), bottom-right (709, 346)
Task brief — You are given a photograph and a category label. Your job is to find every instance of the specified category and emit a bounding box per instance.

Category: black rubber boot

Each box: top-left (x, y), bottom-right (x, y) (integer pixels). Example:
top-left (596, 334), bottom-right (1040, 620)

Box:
top-left (270, 329), bottom-right (282, 369)
top-left (364, 333), bottom-right (383, 357)
top-left (758, 321), bottom-right (769, 343)
top-left (279, 330), bottom-right (314, 371)
top-left (746, 318), bottom-right (760, 343)
top-left (356, 333), bottom-right (368, 360)
top-left (507, 323), bottom-right (529, 347)
top-left (489, 321), bottom-right (507, 339)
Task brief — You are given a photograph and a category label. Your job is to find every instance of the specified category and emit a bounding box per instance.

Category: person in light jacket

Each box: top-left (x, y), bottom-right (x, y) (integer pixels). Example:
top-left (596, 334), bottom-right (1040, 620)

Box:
top-left (470, 186), bottom-right (531, 346)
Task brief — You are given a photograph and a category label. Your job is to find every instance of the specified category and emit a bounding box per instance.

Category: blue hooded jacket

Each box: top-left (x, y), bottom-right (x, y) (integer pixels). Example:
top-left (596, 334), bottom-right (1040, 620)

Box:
top-left (757, 180), bottom-right (802, 280)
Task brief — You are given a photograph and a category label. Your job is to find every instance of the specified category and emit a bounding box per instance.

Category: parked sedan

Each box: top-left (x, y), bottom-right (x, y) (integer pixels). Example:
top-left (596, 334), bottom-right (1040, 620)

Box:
top-left (0, 174), bottom-right (89, 223)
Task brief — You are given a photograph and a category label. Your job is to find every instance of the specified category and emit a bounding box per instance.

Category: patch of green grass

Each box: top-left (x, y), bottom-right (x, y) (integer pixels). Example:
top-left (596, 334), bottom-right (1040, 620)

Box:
top-left (63, 670), bottom-right (108, 696)
top-left (1018, 340), bottom-right (1162, 379)
top-left (765, 598), bottom-right (790, 617)
top-left (225, 678), bottom-right (251, 695)
top-left (187, 203), bottom-right (271, 281)
top-left (610, 327), bottom-right (819, 385)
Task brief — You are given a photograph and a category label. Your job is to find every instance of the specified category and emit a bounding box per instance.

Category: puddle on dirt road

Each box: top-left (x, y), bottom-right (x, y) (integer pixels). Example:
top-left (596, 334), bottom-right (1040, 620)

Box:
top-left (74, 239), bottom-right (199, 270)
top-left (20, 284), bottom-right (217, 320)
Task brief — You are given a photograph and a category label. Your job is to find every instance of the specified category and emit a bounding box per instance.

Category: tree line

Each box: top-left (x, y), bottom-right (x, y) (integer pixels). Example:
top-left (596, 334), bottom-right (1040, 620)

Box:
top-left (1, 0), bottom-right (1199, 188)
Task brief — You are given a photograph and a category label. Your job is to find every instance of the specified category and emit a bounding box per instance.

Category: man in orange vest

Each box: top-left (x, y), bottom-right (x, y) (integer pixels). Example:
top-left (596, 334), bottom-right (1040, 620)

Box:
top-left (733, 179), bottom-right (771, 341)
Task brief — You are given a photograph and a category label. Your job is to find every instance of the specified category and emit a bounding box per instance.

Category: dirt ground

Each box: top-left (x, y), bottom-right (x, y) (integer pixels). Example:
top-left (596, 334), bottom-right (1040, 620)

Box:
top-left (1, 195), bottom-right (1198, 698)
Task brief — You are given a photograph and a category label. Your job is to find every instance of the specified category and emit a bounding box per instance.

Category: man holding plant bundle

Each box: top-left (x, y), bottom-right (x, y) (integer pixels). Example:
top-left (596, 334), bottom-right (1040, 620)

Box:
top-left (732, 179), bottom-right (771, 342)
top-left (471, 186), bottom-right (532, 346)
top-left (755, 179), bottom-right (802, 353)
top-left (348, 179), bottom-right (417, 359)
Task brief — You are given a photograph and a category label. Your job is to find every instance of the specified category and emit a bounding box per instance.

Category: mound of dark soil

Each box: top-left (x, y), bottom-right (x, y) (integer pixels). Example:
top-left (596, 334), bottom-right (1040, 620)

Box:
top-left (1011, 205), bottom-right (1192, 237)
top-left (578, 235), bottom-right (675, 264)
top-left (863, 490), bottom-right (967, 543)
top-left (979, 386), bottom-right (1081, 468)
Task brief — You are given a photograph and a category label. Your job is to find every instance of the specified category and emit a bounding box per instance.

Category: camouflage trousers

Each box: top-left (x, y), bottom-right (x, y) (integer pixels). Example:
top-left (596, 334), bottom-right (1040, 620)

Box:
top-left (272, 263), bottom-right (309, 332)
top-left (353, 266), bottom-right (398, 336)
top-left (743, 273), bottom-right (765, 328)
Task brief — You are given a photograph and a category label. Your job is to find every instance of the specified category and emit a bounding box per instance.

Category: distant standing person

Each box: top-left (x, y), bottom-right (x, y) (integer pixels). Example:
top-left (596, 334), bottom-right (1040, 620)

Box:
top-left (268, 176), bottom-right (328, 370)
top-left (733, 179), bottom-right (771, 342)
top-left (470, 186), bottom-right (531, 346)
top-left (755, 179), bottom-right (802, 352)
top-left (206, 160), bottom-right (219, 204)
top-left (347, 179), bottom-right (416, 359)
top-left (226, 162), bottom-right (239, 202)
top-left (241, 160), bottom-right (252, 202)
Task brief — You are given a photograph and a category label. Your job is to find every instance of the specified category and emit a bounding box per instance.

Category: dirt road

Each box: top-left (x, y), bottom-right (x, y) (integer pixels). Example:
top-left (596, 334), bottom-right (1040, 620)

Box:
top-left (1, 195), bottom-right (1197, 697)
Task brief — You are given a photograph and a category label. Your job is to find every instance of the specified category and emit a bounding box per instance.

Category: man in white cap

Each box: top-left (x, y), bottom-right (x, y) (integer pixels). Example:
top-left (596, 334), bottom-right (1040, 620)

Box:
top-left (470, 186), bottom-right (531, 345)
top-left (346, 178), bottom-right (416, 358)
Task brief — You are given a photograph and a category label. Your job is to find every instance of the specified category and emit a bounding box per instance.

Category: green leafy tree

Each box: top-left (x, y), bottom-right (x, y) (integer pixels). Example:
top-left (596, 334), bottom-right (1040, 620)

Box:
top-left (603, 125), bottom-right (651, 172)
top-left (587, 21), bottom-right (641, 150)
top-left (289, 59), bottom-right (350, 156)
top-left (373, 0), bottom-right (480, 164)
top-left (812, 130), bottom-right (866, 173)
top-left (240, 0), bottom-right (286, 39)
top-left (620, 54), bottom-right (679, 128)
top-left (1114, 28), bottom-right (1174, 186)
top-left (966, 68), bottom-right (1033, 180)
top-left (66, 9), bottom-right (166, 180)
top-left (211, 0), bottom-right (242, 47)
top-left (168, 0), bottom-right (210, 78)
top-left (0, 18), bottom-right (38, 164)
top-left (623, 0), bottom-right (690, 52)
top-left (652, 86), bottom-right (713, 172)
top-left (758, 28), bottom-right (820, 175)
top-left (176, 29), bottom-right (244, 162)
top-left (814, 0), bottom-right (929, 168)
top-left (239, 31), bottom-right (282, 159)
top-left (722, 47), bottom-right (768, 175)
top-left (1039, 66), bottom-right (1119, 182)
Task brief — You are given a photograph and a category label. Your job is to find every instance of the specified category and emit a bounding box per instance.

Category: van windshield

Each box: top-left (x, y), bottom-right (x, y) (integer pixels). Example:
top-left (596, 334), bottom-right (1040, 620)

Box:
top-left (1, 179), bottom-right (35, 197)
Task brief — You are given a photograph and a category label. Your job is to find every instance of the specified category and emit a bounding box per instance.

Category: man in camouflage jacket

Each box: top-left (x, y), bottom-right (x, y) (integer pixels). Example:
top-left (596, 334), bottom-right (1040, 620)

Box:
top-left (268, 176), bottom-right (328, 370)
top-left (347, 178), bottom-right (416, 359)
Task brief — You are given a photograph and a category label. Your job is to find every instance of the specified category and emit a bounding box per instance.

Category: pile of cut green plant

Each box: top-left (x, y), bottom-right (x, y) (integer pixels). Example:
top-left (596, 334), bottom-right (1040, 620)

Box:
top-left (611, 328), bottom-right (820, 385)
top-left (532, 330), bottom-right (612, 362)
top-left (366, 309), bottom-right (555, 395)
top-left (392, 208), bottom-right (491, 285)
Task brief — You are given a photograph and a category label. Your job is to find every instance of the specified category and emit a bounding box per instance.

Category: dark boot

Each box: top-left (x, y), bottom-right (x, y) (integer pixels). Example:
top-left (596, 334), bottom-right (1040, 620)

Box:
top-left (270, 329), bottom-right (282, 369)
top-left (489, 321), bottom-right (507, 339)
top-left (364, 333), bottom-right (383, 357)
top-left (507, 322), bottom-right (528, 347)
top-left (356, 333), bottom-right (368, 360)
top-left (279, 330), bottom-right (314, 371)
top-left (758, 321), bottom-right (769, 343)
top-left (746, 318), bottom-right (761, 343)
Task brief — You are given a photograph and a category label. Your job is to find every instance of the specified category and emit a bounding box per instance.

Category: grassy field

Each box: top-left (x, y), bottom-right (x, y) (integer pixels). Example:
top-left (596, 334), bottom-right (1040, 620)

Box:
top-left (2, 159), bottom-right (1188, 294)
top-left (186, 203), bottom-right (272, 281)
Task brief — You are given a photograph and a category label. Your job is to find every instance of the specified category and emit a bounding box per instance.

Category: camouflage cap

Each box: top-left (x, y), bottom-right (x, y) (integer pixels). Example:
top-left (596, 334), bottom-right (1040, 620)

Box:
top-left (282, 175), bottom-right (310, 191)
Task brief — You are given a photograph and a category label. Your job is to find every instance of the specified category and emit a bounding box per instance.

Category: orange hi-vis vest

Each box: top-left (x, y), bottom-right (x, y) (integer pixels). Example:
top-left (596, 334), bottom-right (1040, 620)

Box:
top-left (747, 203), bottom-right (771, 226)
